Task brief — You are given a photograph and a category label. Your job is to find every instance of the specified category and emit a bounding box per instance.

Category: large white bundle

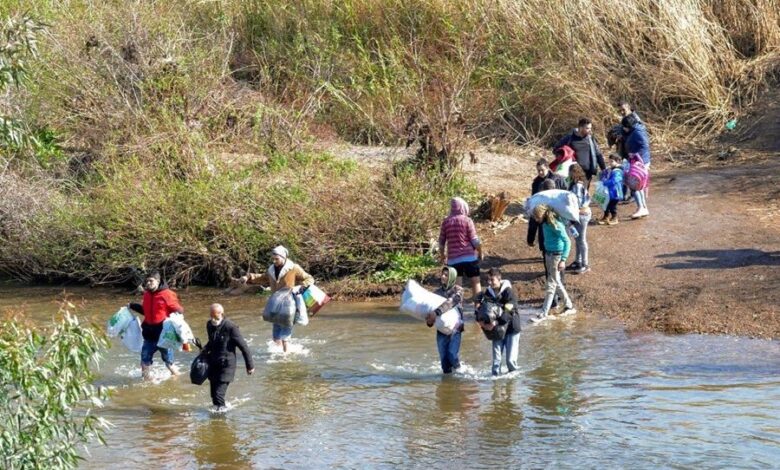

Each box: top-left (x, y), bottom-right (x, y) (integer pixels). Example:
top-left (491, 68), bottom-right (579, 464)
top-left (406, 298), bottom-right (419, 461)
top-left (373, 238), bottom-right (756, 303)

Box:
top-left (107, 307), bottom-right (134, 337)
top-left (400, 280), bottom-right (446, 320)
top-left (434, 309), bottom-right (461, 335)
top-left (120, 317), bottom-right (143, 353)
top-left (400, 280), bottom-right (461, 335)
top-left (167, 312), bottom-right (194, 344)
top-left (526, 189), bottom-right (579, 222)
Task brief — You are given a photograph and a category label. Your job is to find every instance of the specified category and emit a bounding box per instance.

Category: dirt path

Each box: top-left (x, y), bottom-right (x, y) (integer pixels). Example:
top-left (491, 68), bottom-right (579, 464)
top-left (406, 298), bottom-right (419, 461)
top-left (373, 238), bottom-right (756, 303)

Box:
top-left (480, 157), bottom-right (780, 338)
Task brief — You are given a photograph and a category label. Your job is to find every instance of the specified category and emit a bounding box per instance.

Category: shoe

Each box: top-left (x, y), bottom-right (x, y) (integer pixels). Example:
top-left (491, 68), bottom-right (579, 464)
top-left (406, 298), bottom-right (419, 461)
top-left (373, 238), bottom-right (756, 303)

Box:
top-left (574, 265), bottom-right (590, 274)
top-left (566, 262), bottom-right (581, 271)
top-left (596, 215), bottom-right (610, 225)
top-left (606, 216), bottom-right (619, 225)
top-left (631, 207), bottom-right (649, 219)
top-left (561, 307), bottom-right (577, 316)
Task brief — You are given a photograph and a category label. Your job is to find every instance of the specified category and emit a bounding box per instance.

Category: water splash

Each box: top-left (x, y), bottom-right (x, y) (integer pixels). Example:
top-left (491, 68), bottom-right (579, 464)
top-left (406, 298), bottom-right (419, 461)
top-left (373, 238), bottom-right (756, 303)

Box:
top-left (264, 339), bottom-right (311, 362)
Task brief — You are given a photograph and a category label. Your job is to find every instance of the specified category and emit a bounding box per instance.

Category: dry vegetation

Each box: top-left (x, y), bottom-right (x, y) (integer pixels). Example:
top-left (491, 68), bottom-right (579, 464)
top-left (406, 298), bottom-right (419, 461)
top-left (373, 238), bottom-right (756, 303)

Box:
top-left (0, 0), bottom-right (778, 286)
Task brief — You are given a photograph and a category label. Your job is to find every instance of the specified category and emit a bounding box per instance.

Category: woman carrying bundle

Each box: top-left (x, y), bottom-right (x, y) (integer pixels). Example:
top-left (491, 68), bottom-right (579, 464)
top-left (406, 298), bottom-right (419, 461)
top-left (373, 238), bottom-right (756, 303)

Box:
top-left (238, 245), bottom-right (314, 352)
top-left (530, 205), bottom-right (577, 323)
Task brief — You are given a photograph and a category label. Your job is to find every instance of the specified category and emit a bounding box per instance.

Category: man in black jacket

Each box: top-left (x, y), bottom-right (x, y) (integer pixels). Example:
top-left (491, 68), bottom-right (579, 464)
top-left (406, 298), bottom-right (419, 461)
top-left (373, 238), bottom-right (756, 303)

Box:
top-left (204, 303), bottom-right (254, 411)
top-left (553, 117), bottom-right (606, 187)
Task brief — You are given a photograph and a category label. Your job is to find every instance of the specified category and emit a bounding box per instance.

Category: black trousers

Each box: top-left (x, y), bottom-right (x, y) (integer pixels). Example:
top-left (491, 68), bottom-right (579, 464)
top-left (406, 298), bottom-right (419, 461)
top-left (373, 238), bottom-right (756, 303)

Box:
top-left (209, 379), bottom-right (230, 407)
top-left (606, 199), bottom-right (619, 217)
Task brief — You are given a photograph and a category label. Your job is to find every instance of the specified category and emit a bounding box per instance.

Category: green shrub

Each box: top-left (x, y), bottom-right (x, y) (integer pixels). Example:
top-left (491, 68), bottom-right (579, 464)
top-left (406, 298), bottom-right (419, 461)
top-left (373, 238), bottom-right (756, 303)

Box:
top-left (0, 303), bottom-right (110, 469)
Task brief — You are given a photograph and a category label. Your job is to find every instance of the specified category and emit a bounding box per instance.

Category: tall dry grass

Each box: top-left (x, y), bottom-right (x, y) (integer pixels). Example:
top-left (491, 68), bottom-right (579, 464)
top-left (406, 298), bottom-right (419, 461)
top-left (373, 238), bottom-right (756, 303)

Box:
top-left (1, 0), bottom-right (779, 286)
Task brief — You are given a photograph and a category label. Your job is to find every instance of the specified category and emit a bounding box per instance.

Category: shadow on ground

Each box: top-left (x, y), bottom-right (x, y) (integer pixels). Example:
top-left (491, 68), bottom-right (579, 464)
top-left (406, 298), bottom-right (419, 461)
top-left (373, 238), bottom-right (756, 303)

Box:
top-left (656, 249), bottom-right (780, 270)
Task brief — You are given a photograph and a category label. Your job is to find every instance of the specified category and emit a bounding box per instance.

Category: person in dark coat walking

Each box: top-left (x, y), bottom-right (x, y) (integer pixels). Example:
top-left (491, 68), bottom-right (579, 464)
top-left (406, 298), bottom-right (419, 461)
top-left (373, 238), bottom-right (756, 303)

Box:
top-left (203, 303), bottom-right (254, 411)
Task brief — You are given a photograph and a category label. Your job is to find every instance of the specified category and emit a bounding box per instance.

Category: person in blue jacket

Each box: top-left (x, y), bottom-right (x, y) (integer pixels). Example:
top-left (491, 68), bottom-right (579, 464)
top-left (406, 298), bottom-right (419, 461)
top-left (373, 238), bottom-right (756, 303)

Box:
top-left (622, 114), bottom-right (651, 219)
top-left (597, 154), bottom-right (625, 226)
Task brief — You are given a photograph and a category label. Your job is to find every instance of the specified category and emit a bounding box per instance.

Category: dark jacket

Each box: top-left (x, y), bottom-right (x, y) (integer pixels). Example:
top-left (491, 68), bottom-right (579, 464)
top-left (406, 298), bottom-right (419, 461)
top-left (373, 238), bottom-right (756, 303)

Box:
top-left (527, 172), bottom-right (566, 251)
top-left (204, 319), bottom-right (254, 383)
top-left (476, 280), bottom-right (521, 335)
top-left (554, 131), bottom-right (606, 177)
top-left (623, 122), bottom-right (651, 165)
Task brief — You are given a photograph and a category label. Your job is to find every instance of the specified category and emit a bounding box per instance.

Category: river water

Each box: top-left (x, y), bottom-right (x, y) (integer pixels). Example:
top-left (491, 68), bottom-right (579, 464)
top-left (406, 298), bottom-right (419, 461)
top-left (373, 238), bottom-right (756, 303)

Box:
top-left (2, 285), bottom-right (779, 469)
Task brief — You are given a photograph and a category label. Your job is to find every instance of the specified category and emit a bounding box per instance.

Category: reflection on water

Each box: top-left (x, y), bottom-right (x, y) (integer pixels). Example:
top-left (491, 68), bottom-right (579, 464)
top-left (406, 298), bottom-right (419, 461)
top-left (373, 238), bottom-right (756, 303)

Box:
top-left (192, 416), bottom-right (254, 469)
top-left (1, 285), bottom-right (780, 469)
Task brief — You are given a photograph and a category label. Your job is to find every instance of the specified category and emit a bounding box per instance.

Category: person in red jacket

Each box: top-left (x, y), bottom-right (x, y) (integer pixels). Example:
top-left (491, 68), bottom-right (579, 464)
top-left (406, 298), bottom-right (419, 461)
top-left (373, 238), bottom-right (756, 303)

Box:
top-left (129, 271), bottom-right (184, 380)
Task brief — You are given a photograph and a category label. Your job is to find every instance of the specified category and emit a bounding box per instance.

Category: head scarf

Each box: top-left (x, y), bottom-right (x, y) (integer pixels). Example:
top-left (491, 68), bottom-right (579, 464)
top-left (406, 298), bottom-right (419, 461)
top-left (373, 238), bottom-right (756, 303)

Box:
top-left (443, 266), bottom-right (458, 290)
top-left (449, 197), bottom-right (469, 217)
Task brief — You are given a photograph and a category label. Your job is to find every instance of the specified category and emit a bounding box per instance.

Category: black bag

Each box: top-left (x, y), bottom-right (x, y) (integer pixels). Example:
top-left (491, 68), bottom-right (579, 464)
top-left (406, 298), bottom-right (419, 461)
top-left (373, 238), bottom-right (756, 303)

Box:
top-left (476, 302), bottom-right (508, 341)
top-left (189, 338), bottom-right (208, 385)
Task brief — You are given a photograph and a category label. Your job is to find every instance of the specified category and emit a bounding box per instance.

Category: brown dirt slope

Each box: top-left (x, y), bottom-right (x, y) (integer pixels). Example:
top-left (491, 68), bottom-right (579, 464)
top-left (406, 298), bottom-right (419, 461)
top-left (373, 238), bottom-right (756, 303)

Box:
top-left (481, 95), bottom-right (780, 337)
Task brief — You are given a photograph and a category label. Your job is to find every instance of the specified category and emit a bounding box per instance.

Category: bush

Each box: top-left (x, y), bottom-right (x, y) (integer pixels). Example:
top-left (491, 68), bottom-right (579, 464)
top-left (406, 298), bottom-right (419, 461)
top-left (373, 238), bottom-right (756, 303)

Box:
top-left (0, 302), bottom-right (110, 469)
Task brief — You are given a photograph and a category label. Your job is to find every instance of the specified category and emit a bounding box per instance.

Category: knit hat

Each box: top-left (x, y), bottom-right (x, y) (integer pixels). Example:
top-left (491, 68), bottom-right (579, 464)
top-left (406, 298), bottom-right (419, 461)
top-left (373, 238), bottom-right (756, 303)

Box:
top-left (271, 245), bottom-right (289, 259)
top-left (621, 114), bottom-right (638, 130)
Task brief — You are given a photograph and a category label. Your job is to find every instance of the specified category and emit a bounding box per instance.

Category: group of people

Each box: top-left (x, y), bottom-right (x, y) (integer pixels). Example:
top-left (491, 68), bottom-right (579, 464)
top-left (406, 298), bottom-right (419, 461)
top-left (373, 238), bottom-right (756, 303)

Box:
top-left (127, 245), bottom-right (314, 410)
top-left (431, 102), bottom-right (652, 375)
top-left (124, 102), bottom-right (652, 402)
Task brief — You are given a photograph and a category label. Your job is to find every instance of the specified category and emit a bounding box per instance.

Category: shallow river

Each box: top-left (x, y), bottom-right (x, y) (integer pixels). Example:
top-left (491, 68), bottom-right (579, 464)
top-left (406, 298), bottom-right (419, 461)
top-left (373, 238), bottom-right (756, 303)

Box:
top-left (2, 285), bottom-right (779, 469)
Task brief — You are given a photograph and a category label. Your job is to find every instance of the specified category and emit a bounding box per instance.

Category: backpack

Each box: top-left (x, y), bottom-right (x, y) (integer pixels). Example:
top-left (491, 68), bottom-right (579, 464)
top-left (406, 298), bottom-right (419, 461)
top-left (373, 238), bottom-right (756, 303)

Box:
top-left (626, 154), bottom-right (649, 191)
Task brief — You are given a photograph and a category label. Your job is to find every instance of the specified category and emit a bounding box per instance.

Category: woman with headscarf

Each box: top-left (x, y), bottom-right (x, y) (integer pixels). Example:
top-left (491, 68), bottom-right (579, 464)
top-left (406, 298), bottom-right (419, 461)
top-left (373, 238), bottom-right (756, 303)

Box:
top-left (425, 266), bottom-right (465, 374)
top-left (438, 197), bottom-right (483, 303)
top-left (238, 245), bottom-right (314, 351)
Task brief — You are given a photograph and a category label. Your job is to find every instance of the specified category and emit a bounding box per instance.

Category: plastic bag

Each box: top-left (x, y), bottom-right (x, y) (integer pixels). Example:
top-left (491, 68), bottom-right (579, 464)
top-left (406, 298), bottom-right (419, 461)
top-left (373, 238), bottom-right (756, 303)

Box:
top-left (400, 280), bottom-right (446, 320)
top-left (107, 307), bottom-right (134, 337)
top-left (302, 284), bottom-right (331, 315)
top-left (294, 293), bottom-right (309, 326)
top-left (592, 181), bottom-right (610, 211)
top-left (167, 312), bottom-right (194, 345)
top-left (526, 189), bottom-right (579, 222)
top-left (434, 308), bottom-right (461, 335)
top-left (263, 288), bottom-right (296, 327)
top-left (190, 353), bottom-right (209, 385)
top-left (120, 317), bottom-right (143, 353)
top-left (157, 318), bottom-right (183, 350)
top-left (475, 302), bottom-right (508, 341)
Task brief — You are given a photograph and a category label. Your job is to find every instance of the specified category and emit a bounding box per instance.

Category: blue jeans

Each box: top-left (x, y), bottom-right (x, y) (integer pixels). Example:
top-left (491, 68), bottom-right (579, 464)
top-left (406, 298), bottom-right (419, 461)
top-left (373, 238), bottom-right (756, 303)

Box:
top-left (272, 323), bottom-right (293, 341)
top-left (436, 330), bottom-right (462, 374)
top-left (491, 332), bottom-right (520, 375)
top-left (141, 339), bottom-right (174, 366)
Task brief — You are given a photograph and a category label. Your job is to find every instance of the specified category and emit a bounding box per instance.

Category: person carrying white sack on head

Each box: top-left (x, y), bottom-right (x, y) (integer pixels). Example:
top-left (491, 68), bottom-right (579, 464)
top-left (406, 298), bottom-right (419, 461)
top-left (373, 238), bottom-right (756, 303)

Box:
top-left (238, 245), bottom-right (314, 352)
top-left (424, 266), bottom-right (465, 374)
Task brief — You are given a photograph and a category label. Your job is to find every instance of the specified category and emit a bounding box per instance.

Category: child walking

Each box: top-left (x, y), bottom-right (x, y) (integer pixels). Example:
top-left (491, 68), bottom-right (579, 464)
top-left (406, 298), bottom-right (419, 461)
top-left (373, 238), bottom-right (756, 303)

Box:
top-left (426, 266), bottom-right (465, 374)
top-left (567, 163), bottom-right (591, 274)
top-left (530, 204), bottom-right (576, 323)
top-left (475, 268), bottom-right (521, 376)
top-left (597, 153), bottom-right (625, 226)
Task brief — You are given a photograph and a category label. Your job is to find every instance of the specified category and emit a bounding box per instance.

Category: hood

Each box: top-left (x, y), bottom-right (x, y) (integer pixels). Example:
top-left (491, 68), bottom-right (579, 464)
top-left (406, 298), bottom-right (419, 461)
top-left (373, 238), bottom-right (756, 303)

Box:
top-left (449, 197), bottom-right (469, 217)
top-left (444, 266), bottom-right (458, 290)
top-left (487, 279), bottom-right (512, 298)
top-left (551, 145), bottom-right (575, 171)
